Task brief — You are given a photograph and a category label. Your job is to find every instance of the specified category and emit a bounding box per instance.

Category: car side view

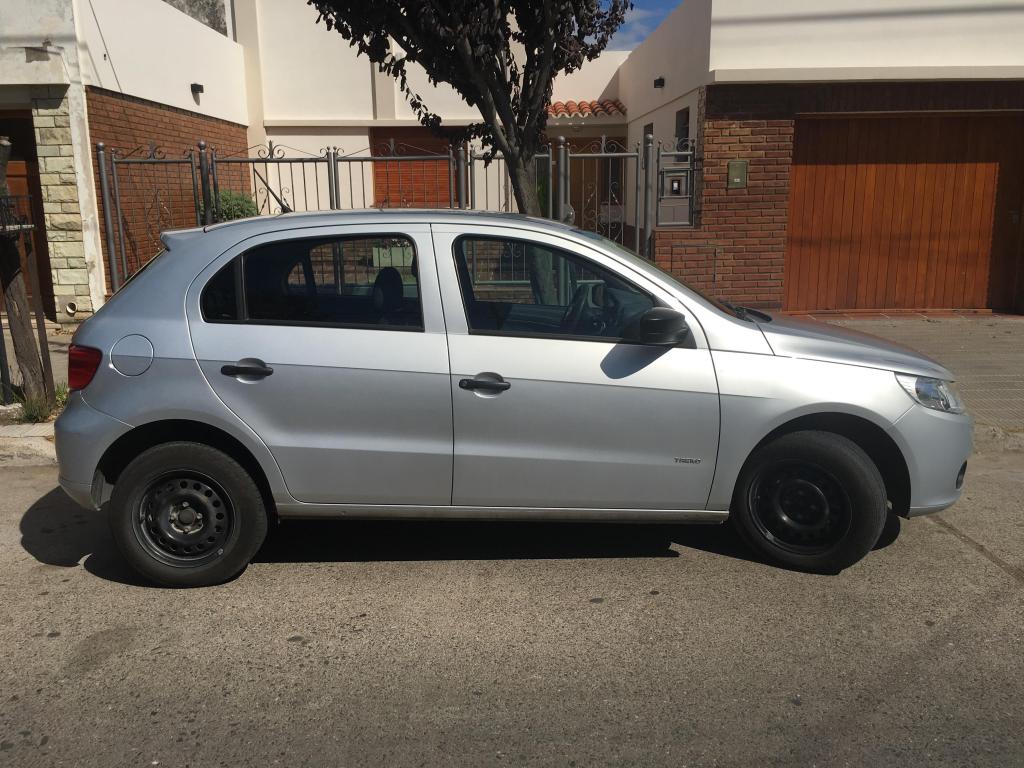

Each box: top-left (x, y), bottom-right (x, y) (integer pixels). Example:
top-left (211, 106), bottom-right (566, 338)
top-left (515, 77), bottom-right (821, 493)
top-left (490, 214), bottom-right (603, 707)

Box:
top-left (55, 211), bottom-right (972, 586)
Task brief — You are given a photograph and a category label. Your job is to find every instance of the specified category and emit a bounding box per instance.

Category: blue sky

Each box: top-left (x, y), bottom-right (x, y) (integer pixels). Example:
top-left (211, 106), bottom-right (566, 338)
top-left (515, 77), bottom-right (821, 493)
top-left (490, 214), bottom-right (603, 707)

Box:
top-left (608, 0), bottom-right (678, 50)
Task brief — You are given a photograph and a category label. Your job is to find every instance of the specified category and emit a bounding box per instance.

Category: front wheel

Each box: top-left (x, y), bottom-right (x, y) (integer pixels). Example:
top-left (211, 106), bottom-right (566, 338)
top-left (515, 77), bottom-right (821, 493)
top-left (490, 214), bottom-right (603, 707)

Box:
top-left (730, 430), bottom-right (887, 573)
top-left (109, 442), bottom-right (268, 587)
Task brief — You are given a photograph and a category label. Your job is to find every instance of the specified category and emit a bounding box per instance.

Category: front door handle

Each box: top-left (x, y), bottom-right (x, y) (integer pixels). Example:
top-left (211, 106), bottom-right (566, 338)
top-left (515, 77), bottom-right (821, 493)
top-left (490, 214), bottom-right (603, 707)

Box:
top-left (459, 375), bottom-right (511, 393)
top-left (221, 361), bottom-right (274, 378)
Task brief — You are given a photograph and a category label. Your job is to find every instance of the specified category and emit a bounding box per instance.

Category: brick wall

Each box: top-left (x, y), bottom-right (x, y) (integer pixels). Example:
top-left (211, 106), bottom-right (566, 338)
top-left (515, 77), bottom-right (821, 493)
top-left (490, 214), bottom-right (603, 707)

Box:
top-left (86, 87), bottom-right (249, 292)
top-left (655, 110), bottom-right (792, 308)
top-left (655, 80), bottom-right (1024, 310)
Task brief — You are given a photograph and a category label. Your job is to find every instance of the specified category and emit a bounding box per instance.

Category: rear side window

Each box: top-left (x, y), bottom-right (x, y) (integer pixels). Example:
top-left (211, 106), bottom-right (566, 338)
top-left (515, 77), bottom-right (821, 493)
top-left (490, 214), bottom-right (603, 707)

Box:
top-left (201, 261), bottom-right (239, 321)
top-left (201, 235), bottom-right (422, 330)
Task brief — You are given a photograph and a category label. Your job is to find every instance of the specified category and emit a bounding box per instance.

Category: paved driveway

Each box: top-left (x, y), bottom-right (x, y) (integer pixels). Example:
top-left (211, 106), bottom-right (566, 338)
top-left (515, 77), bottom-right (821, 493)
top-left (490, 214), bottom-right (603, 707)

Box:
top-left (1, 315), bottom-right (1022, 766)
top-left (828, 315), bottom-right (1024, 432)
top-left (2, 452), bottom-right (1022, 767)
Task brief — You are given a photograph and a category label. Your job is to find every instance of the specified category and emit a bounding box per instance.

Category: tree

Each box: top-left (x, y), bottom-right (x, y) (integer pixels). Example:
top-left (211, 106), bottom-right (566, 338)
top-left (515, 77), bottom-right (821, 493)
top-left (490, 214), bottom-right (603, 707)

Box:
top-left (0, 136), bottom-right (47, 403)
top-left (308, 0), bottom-right (630, 218)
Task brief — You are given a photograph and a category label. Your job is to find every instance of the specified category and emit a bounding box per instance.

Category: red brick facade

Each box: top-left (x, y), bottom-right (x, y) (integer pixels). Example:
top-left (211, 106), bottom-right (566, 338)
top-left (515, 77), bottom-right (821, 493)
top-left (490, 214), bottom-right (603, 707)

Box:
top-left (657, 81), bottom-right (1024, 310)
top-left (655, 111), bottom-right (792, 308)
top-left (86, 87), bottom-right (249, 291)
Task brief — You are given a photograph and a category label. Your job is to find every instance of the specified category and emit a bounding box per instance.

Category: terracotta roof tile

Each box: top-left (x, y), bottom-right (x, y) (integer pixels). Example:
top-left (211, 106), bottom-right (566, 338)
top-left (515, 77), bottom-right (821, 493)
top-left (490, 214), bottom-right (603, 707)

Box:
top-left (547, 99), bottom-right (626, 119)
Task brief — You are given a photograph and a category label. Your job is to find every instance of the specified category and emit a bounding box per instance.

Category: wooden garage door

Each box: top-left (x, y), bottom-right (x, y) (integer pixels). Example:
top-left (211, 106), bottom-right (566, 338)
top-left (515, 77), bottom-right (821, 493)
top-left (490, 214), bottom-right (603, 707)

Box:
top-left (785, 114), bottom-right (1024, 312)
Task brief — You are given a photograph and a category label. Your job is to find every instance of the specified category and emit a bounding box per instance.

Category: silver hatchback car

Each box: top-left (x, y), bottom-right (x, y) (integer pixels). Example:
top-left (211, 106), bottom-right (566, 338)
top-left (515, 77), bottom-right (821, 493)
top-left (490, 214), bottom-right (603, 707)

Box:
top-left (56, 211), bottom-right (971, 586)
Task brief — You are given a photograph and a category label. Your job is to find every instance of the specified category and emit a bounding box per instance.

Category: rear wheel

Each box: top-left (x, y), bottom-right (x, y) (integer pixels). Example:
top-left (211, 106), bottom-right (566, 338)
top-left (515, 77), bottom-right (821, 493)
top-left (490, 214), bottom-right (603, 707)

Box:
top-left (109, 442), bottom-right (268, 587)
top-left (730, 430), bottom-right (886, 573)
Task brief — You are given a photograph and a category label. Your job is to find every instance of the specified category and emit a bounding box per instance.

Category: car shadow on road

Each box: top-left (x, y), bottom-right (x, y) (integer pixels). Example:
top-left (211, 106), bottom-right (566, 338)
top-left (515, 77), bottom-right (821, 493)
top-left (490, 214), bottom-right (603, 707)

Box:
top-left (19, 487), bottom-right (151, 587)
top-left (19, 485), bottom-right (902, 582)
top-left (256, 511), bottom-right (899, 567)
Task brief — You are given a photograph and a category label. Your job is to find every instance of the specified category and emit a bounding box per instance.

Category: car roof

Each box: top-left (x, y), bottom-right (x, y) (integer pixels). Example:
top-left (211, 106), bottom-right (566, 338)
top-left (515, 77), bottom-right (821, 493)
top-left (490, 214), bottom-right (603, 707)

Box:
top-left (160, 209), bottom-right (581, 252)
top-left (216, 208), bottom-right (573, 235)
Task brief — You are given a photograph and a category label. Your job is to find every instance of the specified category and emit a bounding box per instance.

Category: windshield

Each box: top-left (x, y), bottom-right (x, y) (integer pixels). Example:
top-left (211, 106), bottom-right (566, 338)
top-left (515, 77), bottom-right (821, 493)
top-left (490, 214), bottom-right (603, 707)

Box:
top-left (572, 230), bottom-right (742, 318)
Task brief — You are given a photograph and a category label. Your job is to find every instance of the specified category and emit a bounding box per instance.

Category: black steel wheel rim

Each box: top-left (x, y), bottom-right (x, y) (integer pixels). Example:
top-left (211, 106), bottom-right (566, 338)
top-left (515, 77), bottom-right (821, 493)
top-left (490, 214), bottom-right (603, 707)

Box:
top-left (134, 472), bottom-right (234, 567)
top-left (747, 461), bottom-right (852, 555)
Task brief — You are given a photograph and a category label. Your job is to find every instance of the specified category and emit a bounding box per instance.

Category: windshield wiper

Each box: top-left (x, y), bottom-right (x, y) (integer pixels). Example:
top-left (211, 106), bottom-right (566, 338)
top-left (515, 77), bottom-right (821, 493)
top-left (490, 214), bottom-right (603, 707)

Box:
top-left (722, 300), bottom-right (772, 323)
top-left (721, 300), bottom-right (750, 321)
top-left (737, 306), bottom-right (772, 322)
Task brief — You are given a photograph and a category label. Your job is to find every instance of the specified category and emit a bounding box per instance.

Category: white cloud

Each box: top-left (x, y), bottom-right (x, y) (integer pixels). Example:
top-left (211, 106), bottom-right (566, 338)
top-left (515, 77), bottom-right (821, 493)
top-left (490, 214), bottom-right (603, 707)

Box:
top-left (608, 7), bottom-right (660, 50)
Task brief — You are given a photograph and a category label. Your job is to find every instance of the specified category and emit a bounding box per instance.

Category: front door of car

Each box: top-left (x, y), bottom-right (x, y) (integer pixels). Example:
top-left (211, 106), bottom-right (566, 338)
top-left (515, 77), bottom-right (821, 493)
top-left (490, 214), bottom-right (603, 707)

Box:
top-left (186, 224), bottom-right (452, 506)
top-left (433, 226), bottom-right (720, 512)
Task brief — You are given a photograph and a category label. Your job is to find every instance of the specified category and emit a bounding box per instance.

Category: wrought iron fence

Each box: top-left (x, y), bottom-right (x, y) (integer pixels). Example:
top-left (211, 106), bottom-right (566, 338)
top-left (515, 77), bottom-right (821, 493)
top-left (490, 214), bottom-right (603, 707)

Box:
top-left (566, 136), bottom-right (640, 252)
top-left (95, 134), bottom-right (694, 289)
top-left (212, 142), bottom-right (332, 216)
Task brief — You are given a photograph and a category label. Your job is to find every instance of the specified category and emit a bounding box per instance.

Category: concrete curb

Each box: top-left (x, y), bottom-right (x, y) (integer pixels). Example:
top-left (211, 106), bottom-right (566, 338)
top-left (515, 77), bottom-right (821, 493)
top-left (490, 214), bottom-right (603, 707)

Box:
top-left (0, 422), bottom-right (55, 438)
top-left (0, 436), bottom-right (57, 467)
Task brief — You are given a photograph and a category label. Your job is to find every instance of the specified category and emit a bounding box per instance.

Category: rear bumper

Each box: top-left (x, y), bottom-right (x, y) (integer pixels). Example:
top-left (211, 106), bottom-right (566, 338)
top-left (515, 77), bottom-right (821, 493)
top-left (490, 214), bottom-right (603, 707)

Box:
top-left (54, 393), bottom-right (131, 510)
top-left (891, 404), bottom-right (972, 518)
top-left (58, 476), bottom-right (95, 509)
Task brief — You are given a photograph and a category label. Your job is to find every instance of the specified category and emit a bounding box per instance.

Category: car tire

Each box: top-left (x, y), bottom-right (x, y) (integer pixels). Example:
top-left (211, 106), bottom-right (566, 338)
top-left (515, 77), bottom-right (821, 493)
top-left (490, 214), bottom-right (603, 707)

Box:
top-left (109, 442), bottom-right (268, 587)
top-left (730, 430), bottom-right (887, 573)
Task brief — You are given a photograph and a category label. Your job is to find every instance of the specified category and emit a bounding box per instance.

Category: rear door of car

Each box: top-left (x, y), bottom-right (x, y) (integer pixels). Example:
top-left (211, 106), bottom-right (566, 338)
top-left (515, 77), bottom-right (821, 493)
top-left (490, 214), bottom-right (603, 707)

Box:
top-left (186, 223), bottom-right (452, 506)
top-left (432, 224), bottom-right (720, 512)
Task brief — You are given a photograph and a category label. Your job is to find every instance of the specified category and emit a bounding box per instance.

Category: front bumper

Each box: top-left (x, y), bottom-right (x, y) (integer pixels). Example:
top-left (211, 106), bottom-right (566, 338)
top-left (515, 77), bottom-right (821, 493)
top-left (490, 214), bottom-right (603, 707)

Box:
top-left (890, 403), bottom-right (973, 517)
top-left (54, 393), bottom-right (131, 510)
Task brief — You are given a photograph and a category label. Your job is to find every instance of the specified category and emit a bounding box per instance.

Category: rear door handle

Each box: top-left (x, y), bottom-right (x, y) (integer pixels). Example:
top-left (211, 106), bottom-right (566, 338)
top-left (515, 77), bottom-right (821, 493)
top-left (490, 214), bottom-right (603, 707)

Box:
top-left (221, 361), bottom-right (274, 378)
top-left (459, 375), bottom-right (511, 392)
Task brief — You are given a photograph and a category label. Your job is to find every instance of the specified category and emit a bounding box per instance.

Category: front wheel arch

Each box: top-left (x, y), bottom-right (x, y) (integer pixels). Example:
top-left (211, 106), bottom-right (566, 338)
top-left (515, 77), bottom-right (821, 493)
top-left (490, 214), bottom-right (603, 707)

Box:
top-left (737, 412), bottom-right (911, 518)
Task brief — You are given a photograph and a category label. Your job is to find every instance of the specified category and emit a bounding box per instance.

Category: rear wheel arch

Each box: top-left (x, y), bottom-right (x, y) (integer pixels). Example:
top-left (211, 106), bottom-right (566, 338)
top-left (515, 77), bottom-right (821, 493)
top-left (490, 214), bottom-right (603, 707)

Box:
top-left (740, 412), bottom-right (911, 518)
top-left (97, 419), bottom-right (277, 519)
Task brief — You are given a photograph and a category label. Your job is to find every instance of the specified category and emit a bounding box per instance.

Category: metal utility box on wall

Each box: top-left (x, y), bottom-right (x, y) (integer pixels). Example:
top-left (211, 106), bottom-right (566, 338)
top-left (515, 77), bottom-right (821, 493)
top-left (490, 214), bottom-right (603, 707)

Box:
top-left (727, 160), bottom-right (748, 189)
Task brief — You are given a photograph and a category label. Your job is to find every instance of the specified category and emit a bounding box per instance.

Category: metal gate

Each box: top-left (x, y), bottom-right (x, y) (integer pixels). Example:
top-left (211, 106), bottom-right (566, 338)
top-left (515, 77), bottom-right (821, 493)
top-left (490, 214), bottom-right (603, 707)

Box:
top-left (96, 134), bottom-right (694, 289)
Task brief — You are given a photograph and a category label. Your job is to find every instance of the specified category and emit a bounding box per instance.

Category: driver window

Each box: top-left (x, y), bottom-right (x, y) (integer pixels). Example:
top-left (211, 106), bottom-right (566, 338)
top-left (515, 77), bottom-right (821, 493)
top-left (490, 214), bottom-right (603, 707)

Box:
top-left (453, 236), bottom-right (655, 340)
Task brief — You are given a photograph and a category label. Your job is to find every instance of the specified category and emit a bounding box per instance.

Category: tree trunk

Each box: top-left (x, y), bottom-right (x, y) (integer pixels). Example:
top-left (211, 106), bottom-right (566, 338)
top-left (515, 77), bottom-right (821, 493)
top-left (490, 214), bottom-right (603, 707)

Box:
top-left (508, 154), bottom-right (559, 304)
top-left (0, 136), bottom-right (46, 403)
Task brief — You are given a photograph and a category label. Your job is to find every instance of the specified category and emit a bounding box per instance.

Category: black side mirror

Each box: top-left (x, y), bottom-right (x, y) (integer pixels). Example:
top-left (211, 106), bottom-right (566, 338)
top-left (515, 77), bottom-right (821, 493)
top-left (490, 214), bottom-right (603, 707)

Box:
top-left (624, 307), bottom-right (690, 346)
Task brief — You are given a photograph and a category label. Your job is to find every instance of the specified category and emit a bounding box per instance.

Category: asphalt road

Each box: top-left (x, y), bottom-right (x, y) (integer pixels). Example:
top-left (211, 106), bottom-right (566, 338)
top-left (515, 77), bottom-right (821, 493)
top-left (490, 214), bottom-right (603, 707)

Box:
top-left (2, 448), bottom-right (1023, 767)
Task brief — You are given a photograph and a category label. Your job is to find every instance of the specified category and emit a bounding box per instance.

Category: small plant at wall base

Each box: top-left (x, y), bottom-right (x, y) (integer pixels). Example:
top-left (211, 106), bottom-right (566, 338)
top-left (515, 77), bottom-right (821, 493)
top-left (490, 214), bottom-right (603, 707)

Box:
top-left (203, 190), bottom-right (258, 223)
top-left (16, 382), bottom-right (68, 424)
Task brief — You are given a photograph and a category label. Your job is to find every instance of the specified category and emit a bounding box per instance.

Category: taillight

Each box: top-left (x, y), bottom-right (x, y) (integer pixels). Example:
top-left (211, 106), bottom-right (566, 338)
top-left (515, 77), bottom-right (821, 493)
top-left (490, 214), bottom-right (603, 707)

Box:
top-left (68, 345), bottom-right (103, 391)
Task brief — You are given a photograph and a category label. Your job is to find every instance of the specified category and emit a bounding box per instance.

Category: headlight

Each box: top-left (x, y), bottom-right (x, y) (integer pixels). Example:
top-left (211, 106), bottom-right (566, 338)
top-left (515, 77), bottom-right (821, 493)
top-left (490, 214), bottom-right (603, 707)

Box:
top-left (896, 374), bottom-right (965, 414)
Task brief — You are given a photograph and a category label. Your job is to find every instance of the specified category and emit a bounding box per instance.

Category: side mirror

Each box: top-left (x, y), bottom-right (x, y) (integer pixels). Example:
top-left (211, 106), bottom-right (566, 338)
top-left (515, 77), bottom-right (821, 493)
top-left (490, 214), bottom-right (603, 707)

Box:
top-left (624, 307), bottom-right (690, 346)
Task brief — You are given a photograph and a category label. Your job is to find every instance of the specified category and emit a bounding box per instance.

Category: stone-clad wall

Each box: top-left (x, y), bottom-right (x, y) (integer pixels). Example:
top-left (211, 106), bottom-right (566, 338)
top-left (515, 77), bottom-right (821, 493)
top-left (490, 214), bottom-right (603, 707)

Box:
top-left (31, 86), bottom-right (91, 315)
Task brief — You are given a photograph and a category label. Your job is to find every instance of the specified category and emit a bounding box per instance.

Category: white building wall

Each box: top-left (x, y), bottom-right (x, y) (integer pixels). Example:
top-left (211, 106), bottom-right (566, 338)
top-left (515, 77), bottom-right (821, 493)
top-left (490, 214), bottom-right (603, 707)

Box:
top-left (709, 0), bottom-right (1024, 74)
top-left (551, 52), bottom-right (630, 104)
top-left (254, 0), bottom-right (374, 122)
top-left (618, 0), bottom-right (711, 143)
top-left (78, 0), bottom-right (248, 125)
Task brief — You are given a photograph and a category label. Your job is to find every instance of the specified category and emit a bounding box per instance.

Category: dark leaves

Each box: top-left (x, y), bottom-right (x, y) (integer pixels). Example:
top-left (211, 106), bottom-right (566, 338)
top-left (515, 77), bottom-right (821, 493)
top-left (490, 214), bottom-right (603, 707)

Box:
top-left (306, 0), bottom-right (630, 161)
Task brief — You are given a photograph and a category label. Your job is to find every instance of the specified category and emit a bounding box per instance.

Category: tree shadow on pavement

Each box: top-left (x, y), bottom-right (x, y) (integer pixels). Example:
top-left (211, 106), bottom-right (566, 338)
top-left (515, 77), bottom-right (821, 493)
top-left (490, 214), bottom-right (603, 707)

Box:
top-left (19, 487), bottom-right (150, 587)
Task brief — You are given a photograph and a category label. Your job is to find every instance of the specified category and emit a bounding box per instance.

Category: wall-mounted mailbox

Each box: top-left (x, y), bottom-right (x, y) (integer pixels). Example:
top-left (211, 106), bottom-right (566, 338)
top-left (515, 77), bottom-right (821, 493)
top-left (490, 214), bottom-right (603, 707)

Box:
top-left (727, 159), bottom-right (748, 189)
